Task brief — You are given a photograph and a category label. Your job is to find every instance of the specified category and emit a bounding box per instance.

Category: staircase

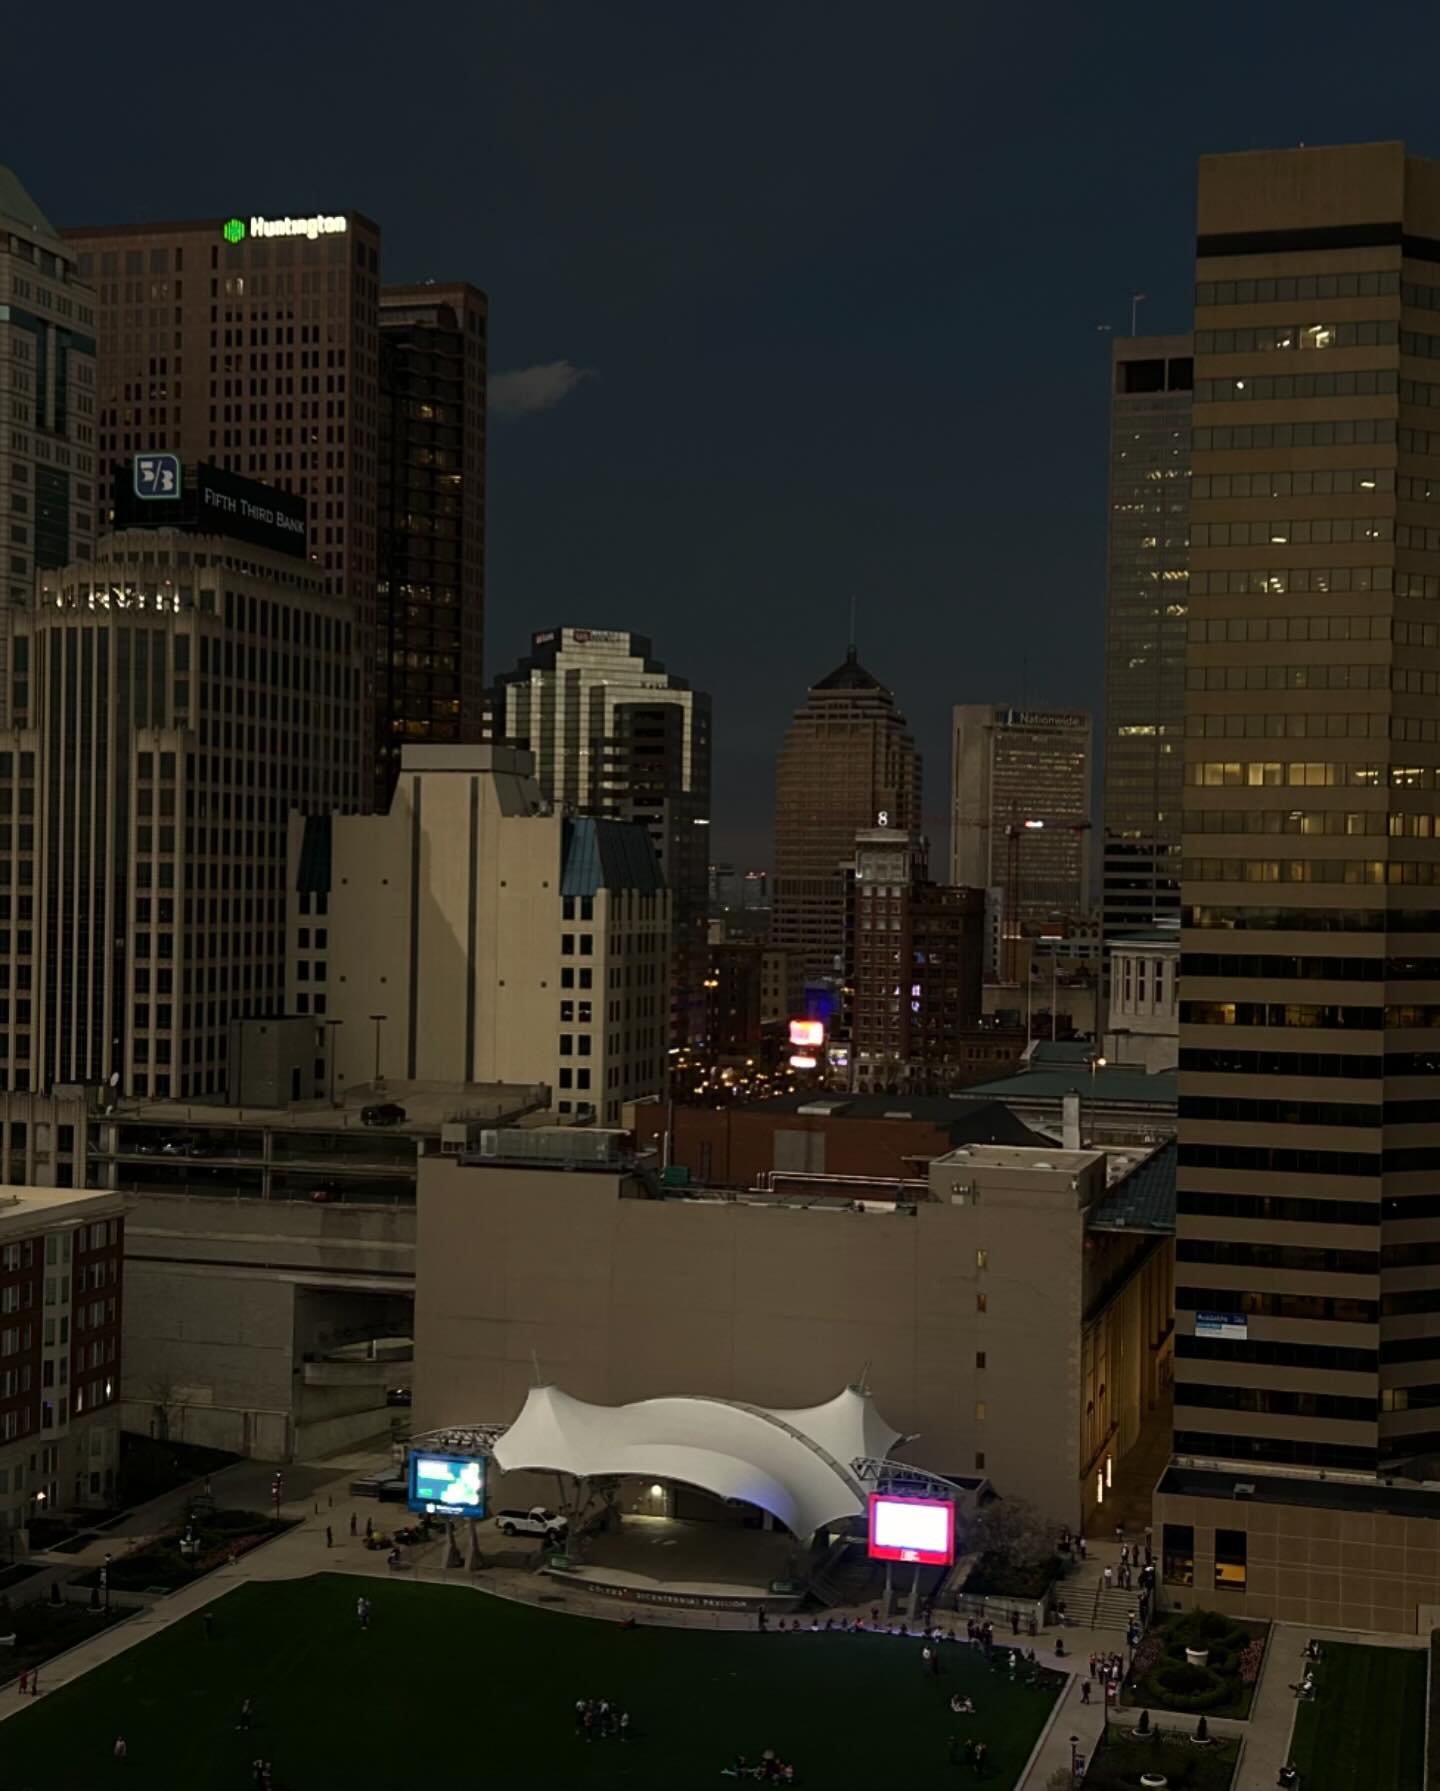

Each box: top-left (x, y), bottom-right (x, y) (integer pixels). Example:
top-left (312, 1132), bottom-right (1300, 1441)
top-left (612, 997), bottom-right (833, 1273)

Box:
top-left (1065, 1553), bottom-right (1137, 1634)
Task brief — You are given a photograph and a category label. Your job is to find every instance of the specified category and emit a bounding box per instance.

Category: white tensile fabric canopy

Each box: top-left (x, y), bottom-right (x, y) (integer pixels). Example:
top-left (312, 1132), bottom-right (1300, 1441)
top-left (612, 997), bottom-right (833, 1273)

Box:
top-left (491, 1384), bottom-right (900, 1538)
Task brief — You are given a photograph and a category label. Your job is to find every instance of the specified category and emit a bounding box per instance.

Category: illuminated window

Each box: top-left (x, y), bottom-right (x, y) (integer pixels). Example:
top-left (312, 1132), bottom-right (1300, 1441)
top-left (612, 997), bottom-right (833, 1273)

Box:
top-left (976, 1249), bottom-right (988, 1270)
top-left (1214, 1529), bottom-right (1247, 1591)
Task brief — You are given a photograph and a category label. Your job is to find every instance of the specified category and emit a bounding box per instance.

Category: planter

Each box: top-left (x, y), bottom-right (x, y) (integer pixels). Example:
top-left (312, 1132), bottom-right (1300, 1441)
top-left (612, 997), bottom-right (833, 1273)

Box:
top-left (1185, 1648), bottom-right (1210, 1667)
top-left (1140, 1777), bottom-right (1168, 1790)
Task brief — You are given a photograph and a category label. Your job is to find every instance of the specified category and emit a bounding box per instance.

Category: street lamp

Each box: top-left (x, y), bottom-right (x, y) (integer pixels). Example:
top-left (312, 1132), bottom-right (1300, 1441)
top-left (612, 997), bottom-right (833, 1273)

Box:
top-left (102, 1551), bottom-right (112, 1613)
top-left (368, 1014), bottom-right (387, 1088)
top-left (1069, 1735), bottom-right (1080, 1778)
top-left (271, 1471), bottom-right (284, 1523)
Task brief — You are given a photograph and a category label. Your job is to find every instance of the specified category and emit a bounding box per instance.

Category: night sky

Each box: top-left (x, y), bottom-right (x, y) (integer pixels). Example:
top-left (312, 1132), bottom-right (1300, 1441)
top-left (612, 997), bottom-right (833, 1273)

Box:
top-left (11, 4), bottom-right (1440, 863)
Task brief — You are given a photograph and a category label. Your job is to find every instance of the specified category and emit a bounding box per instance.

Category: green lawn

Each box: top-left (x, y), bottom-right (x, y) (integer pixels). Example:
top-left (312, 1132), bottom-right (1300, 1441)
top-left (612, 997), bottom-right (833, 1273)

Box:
top-left (0, 1575), bottom-right (1063, 1788)
top-left (1289, 1642), bottom-right (1427, 1791)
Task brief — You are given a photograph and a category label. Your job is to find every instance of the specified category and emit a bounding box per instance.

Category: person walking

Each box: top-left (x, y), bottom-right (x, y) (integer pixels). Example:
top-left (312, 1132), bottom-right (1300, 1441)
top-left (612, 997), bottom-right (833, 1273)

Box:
top-left (325, 1525), bottom-right (333, 1549)
top-left (1103, 1565), bottom-right (1114, 1590)
top-left (349, 1511), bottom-right (357, 1538)
top-left (237, 1698), bottom-right (254, 1732)
top-left (1077, 1536), bottom-right (1087, 1561)
top-left (203, 1609), bottom-right (214, 1642)
top-left (364, 1516), bottom-right (373, 1541)
top-left (1080, 1680), bottom-right (1091, 1705)
top-left (113, 1735), bottom-right (127, 1761)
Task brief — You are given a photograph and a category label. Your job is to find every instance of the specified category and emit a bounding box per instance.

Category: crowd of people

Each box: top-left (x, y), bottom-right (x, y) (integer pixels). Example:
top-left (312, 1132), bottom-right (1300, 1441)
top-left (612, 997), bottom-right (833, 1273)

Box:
top-left (722, 1747), bottom-right (798, 1781)
top-left (573, 1695), bottom-right (632, 1741)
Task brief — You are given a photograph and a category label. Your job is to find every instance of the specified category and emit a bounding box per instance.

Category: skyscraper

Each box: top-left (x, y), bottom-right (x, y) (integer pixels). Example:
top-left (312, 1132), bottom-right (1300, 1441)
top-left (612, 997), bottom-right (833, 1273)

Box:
top-left (63, 208), bottom-right (382, 781)
top-left (949, 705), bottom-right (1091, 969)
top-left (377, 283), bottom-right (488, 807)
top-left (5, 505), bottom-right (360, 1098)
top-left (771, 648), bottom-right (921, 986)
top-left (1157, 141), bottom-right (1440, 1625)
top-left (0, 169), bottom-right (98, 609)
top-left (1101, 335), bottom-right (1192, 950)
top-left (488, 628), bottom-right (711, 1043)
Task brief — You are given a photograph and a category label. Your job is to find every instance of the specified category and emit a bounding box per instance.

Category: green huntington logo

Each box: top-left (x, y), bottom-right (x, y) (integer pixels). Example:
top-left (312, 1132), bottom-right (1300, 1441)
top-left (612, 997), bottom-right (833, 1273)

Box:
top-left (222, 218), bottom-right (246, 244)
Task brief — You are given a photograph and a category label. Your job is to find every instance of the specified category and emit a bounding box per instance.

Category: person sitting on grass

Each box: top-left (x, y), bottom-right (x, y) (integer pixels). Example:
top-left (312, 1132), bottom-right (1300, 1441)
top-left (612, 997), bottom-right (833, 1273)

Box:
top-left (949, 1694), bottom-right (975, 1715)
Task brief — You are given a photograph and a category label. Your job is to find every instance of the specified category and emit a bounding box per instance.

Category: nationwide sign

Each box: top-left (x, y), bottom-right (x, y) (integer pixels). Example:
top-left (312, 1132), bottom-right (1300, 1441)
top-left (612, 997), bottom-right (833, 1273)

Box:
top-left (222, 214), bottom-right (347, 243)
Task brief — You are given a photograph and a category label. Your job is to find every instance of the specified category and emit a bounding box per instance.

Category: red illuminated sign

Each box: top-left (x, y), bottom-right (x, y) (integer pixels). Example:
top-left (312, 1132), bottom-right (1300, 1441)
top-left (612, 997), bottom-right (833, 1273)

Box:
top-left (867, 1494), bottom-right (955, 1566)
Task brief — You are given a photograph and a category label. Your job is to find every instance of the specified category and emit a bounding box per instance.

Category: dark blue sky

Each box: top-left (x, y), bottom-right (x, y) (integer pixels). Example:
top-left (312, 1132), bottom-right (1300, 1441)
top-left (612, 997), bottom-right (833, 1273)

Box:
top-left (11, 2), bottom-right (1439, 860)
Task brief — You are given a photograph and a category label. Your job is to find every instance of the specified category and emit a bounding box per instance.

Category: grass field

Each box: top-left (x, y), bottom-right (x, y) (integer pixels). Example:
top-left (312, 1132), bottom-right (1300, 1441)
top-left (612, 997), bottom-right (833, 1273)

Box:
top-left (1289, 1641), bottom-right (1427, 1791)
top-left (1, 1575), bottom-right (1063, 1788)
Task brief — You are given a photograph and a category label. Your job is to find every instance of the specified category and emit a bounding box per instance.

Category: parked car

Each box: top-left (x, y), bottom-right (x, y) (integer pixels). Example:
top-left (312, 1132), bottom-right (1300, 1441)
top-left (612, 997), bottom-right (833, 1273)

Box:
top-left (361, 1103), bottom-right (407, 1127)
top-left (495, 1506), bottom-right (568, 1541)
top-left (385, 1386), bottom-right (412, 1407)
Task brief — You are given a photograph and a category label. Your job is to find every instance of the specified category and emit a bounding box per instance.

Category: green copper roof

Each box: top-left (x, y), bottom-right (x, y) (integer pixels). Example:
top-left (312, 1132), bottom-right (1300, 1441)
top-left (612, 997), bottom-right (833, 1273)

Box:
top-left (0, 167), bottom-right (56, 239)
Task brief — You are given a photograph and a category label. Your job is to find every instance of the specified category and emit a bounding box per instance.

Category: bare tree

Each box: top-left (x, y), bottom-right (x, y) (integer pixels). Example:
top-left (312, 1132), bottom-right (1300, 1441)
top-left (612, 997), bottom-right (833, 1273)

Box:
top-left (966, 1495), bottom-right (1056, 1573)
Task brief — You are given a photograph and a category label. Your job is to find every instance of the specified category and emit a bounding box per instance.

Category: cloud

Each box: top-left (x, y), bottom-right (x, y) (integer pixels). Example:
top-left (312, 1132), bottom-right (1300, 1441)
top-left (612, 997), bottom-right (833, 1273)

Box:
top-left (488, 360), bottom-right (592, 417)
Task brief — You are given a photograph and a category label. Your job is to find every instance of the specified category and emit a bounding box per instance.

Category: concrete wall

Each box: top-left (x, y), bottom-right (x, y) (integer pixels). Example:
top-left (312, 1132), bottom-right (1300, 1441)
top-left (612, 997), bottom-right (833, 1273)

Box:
top-left (120, 1192), bottom-right (415, 1461)
top-left (414, 1148), bottom-right (1157, 1531)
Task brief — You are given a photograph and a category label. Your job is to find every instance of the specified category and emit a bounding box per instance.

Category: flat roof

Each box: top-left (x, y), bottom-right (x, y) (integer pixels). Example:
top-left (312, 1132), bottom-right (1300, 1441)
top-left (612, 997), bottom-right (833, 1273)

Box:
top-left (0, 1185), bottom-right (126, 1237)
top-left (113, 1081), bottom-right (550, 1136)
top-left (936, 1142), bottom-right (1102, 1176)
top-left (1087, 1143), bottom-right (1177, 1234)
top-left (1159, 1461), bottom-right (1440, 1522)
top-left (962, 1066), bottom-right (1178, 1107)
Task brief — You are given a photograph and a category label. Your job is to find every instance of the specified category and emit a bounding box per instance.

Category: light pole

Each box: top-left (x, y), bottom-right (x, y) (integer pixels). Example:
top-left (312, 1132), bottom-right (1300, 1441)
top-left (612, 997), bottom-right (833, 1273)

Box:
top-left (325, 1018), bottom-right (343, 1106)
top-left (102, 1551), bottom-right (112, 1613)
top-left (1069, 1735), bottom-right (1080, 1778)
top-left (271, 1471), bottom-right (284, 1524)
top-left (368, 1014), bottom-right (387, 1088)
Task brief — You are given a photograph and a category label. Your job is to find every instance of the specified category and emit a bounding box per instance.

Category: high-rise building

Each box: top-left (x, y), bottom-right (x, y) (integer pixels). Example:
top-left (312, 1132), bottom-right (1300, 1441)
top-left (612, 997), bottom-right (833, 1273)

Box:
top-left (1102, 335), bottom-right (1192, 951)
top-left (1157, 141), bottom-right (1440, 1629)
top-left (62, 208), bottom-right (382, 778)
top-left (488, 628), bottom-right (710, 1044)
top-left (288, 745), bottom-right (669, 1126)
top-left (949, 705), bottom-right (1091, 965)
top-left (4, 505), bottom-right (360, 1098)
top-left (0, 169), bottom-right (98, 609)
top-left (848, 826), bottom-right (985, 1094)
top-left (772, 648), bottom-right (921, 985)
top-left (377, 283), bottom-right (487, 808)
top-left (0, 1184), bottom-right (127, 1532)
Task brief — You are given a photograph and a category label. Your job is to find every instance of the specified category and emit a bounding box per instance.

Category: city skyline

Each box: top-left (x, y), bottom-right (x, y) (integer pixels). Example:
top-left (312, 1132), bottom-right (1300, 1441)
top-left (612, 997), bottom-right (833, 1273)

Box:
top-left (15, 11), bottom-right (1440, 869)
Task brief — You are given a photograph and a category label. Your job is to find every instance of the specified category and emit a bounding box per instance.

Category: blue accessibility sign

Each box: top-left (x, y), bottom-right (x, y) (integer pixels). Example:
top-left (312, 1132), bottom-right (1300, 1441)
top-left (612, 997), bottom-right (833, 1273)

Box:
top-left (133, 453), bottom-right (182, 500)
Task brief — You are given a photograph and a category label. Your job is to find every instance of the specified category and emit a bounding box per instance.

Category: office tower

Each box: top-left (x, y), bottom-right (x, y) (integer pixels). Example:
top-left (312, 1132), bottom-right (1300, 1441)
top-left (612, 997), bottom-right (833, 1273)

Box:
top-left (0, 169), bottom-right (98, 609)
top-left (1102, 336), bottom-right (1192, 950)
top-left (949, 705), bottom-right (1092, 967)
top-left (849, 826), bottom-right (984, 1093)
top-left (287, 746), bottom-right (669, 1126)
top-left (1159, 141), bottom-right (1440, 1624)
top-left (6, 504), bottom-right (360, 1097)
top-left (0, 1185), bottom-right (127, 1531)
top-left (63, 208), bottom-right (382, 778)
top-left (488, 628), bottom-right (711, 1044)
top-left (376, 283), bottom-right (488, 808)
top-left (772, 648), bottom-right (921, 985)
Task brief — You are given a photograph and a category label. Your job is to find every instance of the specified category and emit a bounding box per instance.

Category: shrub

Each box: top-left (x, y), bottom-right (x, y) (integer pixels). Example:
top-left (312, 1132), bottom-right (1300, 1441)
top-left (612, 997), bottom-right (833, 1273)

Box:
top-left (1196, 1715), bottom-right (1209, 1741)
top-left (1145, 1659), bottom-right (1229, 1712)
top-left (1136, 1708), bottom-right (1150, 1734)
top-left (1238, 1636), bottom-right (1266, 1685)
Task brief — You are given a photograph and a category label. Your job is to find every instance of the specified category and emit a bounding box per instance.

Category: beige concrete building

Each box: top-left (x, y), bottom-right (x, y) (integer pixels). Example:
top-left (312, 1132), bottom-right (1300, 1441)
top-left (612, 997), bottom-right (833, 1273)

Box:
top-left (1103, 922), bottom-right (1180, 1073)
top-left (288, 745), bottom-right (669, 1125)
top-left (0, 169), bottom-right (98, 611)
top-left (414, 1133), bottom-right (1173, 1531)
top-left (4, 526), bottom-right (360, 1097)
top-left (1158, 140), bottom-right (1440, 1632)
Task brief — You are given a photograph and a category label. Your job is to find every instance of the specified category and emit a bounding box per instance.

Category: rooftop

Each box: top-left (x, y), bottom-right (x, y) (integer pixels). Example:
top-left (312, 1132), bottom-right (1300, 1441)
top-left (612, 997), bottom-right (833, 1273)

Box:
top-left (1159, 1460), bottom-right (1440, 1522)
top-left (812, 646), bottom-right (888, 694)
top-left (745, 1092), bottom-right (1050, 1147)
top-left (962, 1064), bottom-right (1178, 1108)
top-left (936, 1142), bottom-right (1102, 1178)
top-left (113, 1080), bottom-right (551, 1136)
top-left (0, 1184), bottom-right (125, 1236)
top-left (1086, 1142), bottom-right (1177, 1234)
top-left (0, 167), bottom-right (56, 240)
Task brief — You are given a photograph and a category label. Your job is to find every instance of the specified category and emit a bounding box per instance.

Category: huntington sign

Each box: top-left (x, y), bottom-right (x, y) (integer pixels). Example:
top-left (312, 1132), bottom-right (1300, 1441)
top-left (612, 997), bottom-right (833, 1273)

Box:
top-left (222, 214), bottom-right (348, 243)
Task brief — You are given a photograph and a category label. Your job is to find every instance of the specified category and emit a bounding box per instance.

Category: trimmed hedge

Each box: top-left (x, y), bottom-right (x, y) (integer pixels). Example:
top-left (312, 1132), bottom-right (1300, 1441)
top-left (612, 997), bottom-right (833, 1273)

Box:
top-left (1144, 1657), bottom-right (1230, 1712)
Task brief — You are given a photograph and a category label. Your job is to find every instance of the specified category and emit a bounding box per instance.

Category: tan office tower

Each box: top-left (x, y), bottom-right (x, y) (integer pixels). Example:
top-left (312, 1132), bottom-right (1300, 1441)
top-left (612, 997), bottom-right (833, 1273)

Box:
top-left (377, 283), bottom-right (487, 808)
top-left (1101, 336), bottom-right (1192, 950)
top-left (949, 705), bottom-right (1091, 948)
top-left (771, 648), bottom-right (921, 985)
top-left (0, 169), bottom-right (98, 608)
top-left (62, 209), bottom-right (381, 774)
top-left (1159, 142), bottom-right (1440, 1628)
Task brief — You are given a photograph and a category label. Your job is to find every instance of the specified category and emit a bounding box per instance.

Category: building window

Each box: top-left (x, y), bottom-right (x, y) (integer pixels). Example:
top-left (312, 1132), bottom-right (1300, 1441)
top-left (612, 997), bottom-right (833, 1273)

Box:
top-left (975, 1351), bottom-right (986, 1370)
top-left (974, 1402), bottom-right (986, 1422)
top-left (976, 1293), bottom-right (987, 1314)
top-left (1214, 1528), bottom-right (1247, 1592)
top-left (976, 1249), bottom-right (988, 1270)
top-left (1163, 1523), bottom-right (1195, 1587)
top-left (974, 1452), bottom-right (985, 1471)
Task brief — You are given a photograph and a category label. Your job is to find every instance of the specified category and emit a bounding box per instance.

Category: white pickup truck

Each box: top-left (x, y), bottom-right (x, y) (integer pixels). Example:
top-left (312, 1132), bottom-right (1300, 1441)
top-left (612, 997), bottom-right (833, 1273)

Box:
top-left (495, 1506), bottom-right (568, 1541)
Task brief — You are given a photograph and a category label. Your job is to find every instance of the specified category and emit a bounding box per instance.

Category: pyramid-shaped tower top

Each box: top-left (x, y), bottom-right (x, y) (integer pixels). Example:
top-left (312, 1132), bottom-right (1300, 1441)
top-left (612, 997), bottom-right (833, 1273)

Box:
top-left (0, 167), bottom-right (58, 241)
top-left (812, 644), bottom-right (887, 693)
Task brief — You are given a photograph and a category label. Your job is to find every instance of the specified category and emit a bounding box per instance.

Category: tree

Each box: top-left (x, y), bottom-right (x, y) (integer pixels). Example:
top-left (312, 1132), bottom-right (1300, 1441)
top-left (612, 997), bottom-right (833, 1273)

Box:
top-left (966, 1495), bottom-right (1056, 1572)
